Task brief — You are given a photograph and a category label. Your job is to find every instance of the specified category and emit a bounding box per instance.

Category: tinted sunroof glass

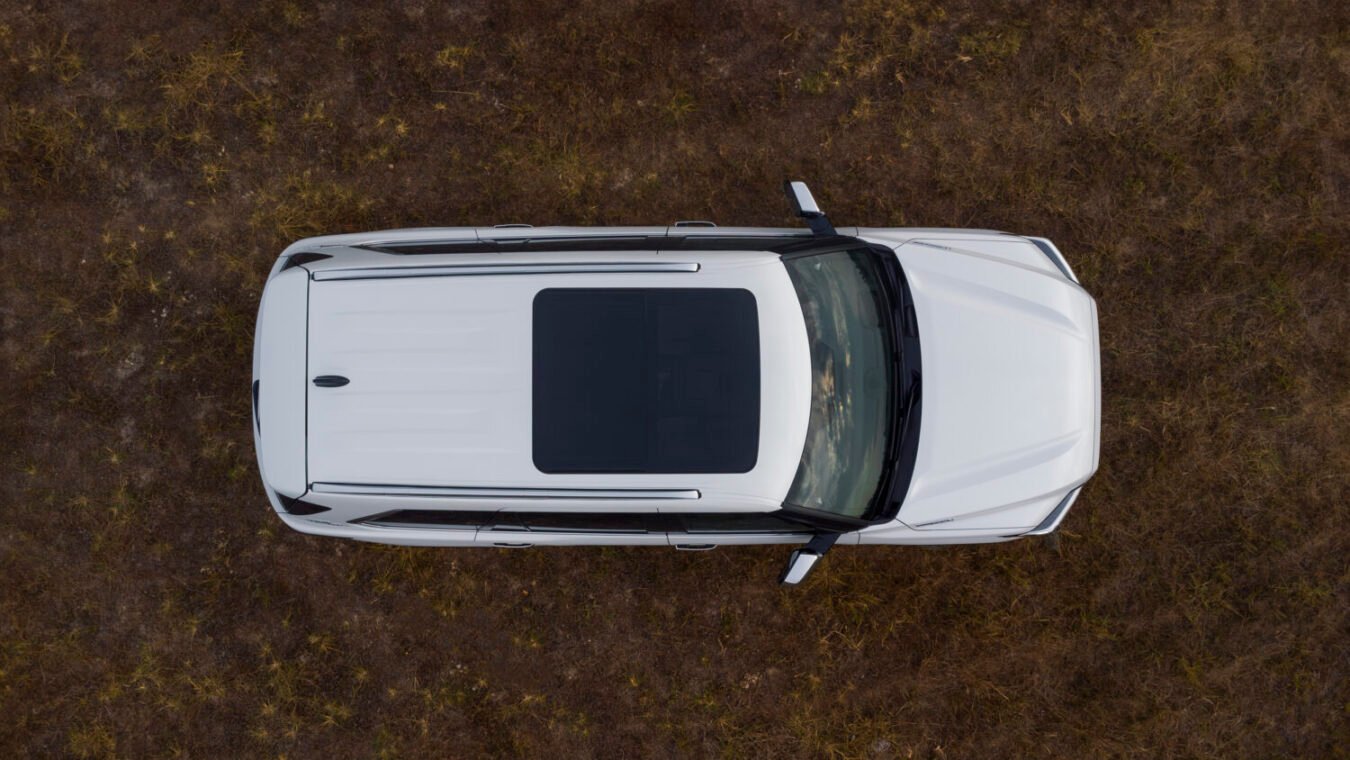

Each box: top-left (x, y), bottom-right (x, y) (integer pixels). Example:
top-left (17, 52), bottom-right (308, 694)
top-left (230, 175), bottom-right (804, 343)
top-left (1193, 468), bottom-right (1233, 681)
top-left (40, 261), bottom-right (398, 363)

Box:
top-left (533, 288), bottom-right (760, 473)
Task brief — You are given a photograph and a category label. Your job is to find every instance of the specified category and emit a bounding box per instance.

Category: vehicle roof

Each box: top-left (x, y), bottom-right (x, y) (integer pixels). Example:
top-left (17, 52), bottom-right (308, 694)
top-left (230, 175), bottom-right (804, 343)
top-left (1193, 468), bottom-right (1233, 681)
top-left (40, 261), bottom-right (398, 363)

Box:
top-left (303, 248), bottom-right (812, 511)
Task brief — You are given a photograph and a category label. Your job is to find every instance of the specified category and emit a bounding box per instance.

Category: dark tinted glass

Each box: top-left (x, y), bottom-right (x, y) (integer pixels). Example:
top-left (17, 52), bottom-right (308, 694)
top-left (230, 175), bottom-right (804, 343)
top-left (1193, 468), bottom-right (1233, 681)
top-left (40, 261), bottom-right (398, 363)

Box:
top-left (533, 288), bottom-right (760, 473)
top-left (782, 250), bottom-right (894, 518)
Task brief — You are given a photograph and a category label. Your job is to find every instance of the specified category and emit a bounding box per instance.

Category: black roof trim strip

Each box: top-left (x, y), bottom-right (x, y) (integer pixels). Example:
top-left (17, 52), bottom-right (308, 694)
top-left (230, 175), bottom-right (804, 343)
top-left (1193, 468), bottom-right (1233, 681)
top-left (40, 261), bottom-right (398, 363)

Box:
top-left (358, 234), bottom-right (825, 256)
top-left (356, 509), bottom-right (817, 534)
top-left (281, 252), bottom-right (333, 270)
top-left (277, 493), bottom-right (331, 516)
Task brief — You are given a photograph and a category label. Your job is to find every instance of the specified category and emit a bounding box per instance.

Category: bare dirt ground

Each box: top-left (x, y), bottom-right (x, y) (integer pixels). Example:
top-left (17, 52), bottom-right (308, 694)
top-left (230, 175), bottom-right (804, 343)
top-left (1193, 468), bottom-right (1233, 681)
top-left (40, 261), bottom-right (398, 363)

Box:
top-left (2, 1), bottom-right (1347, 757)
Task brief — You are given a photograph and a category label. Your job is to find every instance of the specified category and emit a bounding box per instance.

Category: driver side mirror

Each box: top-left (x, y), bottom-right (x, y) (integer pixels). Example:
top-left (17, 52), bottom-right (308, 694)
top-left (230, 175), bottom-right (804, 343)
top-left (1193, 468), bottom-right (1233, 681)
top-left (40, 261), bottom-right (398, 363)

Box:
top-left (783, 180), bottom-right (836, 236)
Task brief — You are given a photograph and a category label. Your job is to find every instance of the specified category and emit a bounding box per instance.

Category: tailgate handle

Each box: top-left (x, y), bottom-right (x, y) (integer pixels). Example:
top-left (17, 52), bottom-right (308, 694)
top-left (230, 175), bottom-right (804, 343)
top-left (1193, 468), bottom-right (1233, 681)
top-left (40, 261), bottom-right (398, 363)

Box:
top-left (313, 375), bottom-right (349, 388)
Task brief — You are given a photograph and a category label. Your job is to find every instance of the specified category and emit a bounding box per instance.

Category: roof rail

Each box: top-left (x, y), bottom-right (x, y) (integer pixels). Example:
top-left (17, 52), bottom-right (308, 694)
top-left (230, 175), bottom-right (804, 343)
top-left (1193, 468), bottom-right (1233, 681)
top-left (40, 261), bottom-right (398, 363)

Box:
top-left (311, 483), bottom-right (701, 499)
top-left (311, 261), bottom-right (700, 281)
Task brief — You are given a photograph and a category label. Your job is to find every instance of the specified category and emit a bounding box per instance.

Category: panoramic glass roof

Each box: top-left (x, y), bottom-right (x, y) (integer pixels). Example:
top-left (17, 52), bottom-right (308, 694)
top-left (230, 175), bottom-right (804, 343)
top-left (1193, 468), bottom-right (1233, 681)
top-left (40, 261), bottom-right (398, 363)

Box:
top-left (533, 288), bottom-right (760, 474)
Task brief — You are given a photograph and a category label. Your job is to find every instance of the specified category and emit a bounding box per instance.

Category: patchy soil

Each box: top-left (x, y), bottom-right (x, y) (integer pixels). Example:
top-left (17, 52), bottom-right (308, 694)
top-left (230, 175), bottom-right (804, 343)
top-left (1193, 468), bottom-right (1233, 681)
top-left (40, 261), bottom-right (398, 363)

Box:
top-left (1, 1), bottom-right (1346, 757)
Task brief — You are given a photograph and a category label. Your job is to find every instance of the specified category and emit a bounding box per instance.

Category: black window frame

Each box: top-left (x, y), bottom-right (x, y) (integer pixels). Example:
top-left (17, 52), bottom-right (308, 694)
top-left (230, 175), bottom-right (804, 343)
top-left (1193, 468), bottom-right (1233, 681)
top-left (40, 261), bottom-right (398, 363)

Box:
top-left (360, 509), bottom-right (498, 529)
top-left (668, 512), bottom-right (815, 535)
top-left (356, 234), bottom-right (818, 256)
top-left (357, 509), bottom-right (817, 536)
top-left (488, 511), bottom-right (655, 534)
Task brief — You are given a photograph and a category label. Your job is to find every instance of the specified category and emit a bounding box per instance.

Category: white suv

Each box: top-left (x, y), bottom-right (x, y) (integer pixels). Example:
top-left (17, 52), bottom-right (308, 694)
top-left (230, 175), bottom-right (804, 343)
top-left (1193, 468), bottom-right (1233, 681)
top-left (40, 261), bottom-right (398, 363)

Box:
top-left (252, 183), bottom-right (1100, 583)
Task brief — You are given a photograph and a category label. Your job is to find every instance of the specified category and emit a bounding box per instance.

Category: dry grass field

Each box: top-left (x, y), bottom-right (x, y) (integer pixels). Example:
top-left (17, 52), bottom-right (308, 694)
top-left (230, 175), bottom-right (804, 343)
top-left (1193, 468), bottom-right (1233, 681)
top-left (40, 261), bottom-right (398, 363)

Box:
top-left (2, 0), bottom-right (1347, 757)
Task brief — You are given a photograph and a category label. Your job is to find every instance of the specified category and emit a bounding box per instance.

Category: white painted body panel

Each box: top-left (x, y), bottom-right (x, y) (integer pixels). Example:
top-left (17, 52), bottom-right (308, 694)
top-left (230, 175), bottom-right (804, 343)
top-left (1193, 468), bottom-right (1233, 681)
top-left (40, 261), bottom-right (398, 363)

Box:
top-left (852, 233), bottom-right (1099, 542)
top-left (890, 238), bottom-right (1097, 531)
top-left (252, 265), bottom-right (309, 499)
top-left (274, 511), bottom-right (482, 547)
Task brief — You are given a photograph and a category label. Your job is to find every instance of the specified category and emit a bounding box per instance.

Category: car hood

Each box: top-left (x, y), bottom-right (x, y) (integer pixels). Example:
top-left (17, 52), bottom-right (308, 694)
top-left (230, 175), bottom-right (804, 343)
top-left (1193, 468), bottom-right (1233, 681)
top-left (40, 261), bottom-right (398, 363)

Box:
top-left (892, 240), bottom-right (1100, 530)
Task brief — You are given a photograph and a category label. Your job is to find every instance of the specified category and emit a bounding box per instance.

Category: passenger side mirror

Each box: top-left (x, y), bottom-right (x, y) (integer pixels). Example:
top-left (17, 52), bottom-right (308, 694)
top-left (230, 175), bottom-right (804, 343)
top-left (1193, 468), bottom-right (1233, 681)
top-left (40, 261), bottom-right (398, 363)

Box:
top-left (778, 549), bottom-right (823, 585)
top-left (778, 532), bottom-right (841, 586)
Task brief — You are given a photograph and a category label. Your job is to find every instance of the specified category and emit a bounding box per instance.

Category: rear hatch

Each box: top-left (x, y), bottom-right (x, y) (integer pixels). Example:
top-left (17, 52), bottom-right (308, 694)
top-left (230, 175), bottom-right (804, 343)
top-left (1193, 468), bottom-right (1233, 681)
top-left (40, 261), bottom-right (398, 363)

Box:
top-left (306, 274), bottom-right (533, 488)
top-left (252, 266), bottom-right (310, 498)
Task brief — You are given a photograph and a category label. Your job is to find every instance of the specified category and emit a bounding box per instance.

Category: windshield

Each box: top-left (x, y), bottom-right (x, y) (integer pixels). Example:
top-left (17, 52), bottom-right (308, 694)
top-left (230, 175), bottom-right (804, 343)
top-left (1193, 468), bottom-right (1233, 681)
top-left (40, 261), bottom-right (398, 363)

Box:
top-left (783, 249), bottom-right (896, 519)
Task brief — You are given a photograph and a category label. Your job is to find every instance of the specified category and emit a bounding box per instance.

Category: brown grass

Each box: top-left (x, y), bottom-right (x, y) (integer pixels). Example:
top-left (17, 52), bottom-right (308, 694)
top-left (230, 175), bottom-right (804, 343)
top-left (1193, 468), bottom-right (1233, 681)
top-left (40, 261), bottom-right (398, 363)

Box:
top-left (1, 1), bottom-right (1347, 757)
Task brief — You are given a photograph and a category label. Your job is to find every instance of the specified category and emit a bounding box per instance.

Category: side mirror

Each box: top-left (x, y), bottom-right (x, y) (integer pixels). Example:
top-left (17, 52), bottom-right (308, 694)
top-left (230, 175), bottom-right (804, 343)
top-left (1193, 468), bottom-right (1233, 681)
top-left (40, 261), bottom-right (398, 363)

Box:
top-left (779, 549), bottom-right (823, 585)
top-left (783, 181), bottom-right (836, 236)
top-left (778, 532), bottom-right (842, 586)
top-left (784, 181), bottom-right (822, 216)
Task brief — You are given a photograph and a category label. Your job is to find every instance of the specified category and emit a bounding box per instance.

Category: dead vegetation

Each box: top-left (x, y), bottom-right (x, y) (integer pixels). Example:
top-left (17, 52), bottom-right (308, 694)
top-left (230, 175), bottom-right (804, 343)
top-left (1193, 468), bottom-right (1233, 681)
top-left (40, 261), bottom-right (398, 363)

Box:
top-left (1, 1), bottom-right (1346, 757)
